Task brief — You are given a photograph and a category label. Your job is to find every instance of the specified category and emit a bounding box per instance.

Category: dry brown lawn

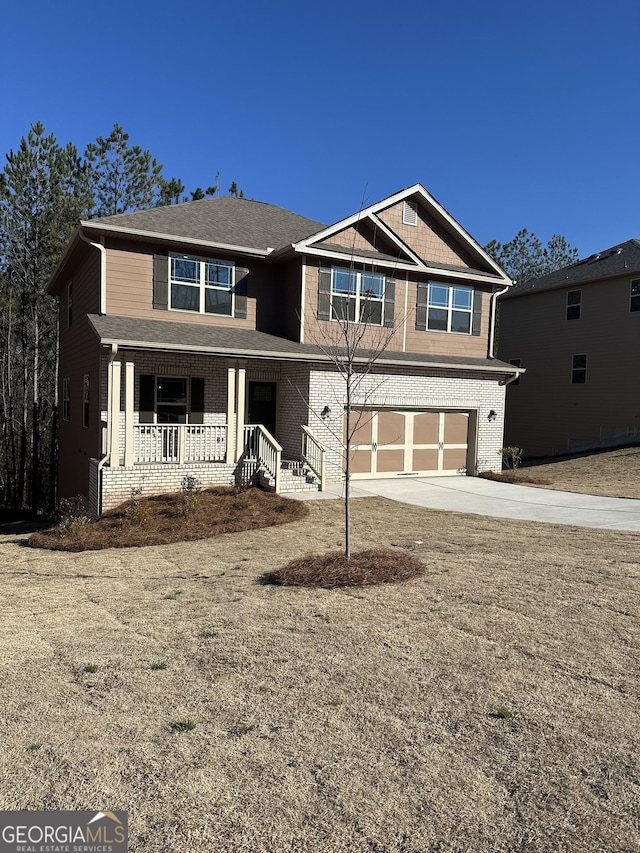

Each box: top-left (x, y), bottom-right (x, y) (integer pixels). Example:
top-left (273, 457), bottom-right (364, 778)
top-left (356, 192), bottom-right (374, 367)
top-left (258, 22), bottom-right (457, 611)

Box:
top-left (521, 446), bottom-right (640, 499)
top-left (1, 497), bottom-right (640, 852)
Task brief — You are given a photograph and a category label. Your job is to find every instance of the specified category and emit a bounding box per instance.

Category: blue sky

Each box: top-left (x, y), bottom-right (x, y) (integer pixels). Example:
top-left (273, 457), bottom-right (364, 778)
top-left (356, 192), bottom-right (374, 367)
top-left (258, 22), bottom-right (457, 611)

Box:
top-left (2, 0), bottom-right (638, 257)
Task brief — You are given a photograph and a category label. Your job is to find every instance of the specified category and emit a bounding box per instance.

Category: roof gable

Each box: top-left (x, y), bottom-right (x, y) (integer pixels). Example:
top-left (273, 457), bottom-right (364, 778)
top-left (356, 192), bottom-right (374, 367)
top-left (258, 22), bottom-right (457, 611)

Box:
top-left (294, 184), bottom-right (510, 284)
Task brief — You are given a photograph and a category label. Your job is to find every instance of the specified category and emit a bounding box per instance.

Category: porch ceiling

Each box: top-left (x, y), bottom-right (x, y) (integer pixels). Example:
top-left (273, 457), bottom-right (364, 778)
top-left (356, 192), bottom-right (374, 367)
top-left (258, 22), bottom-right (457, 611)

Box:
top-left (88, 314), bottom-right (518, 375)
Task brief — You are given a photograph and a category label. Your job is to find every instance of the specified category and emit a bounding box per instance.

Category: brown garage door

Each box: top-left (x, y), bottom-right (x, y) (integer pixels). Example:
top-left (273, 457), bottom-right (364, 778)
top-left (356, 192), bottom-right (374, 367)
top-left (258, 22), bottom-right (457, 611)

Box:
top-left (347, 409), bottom-right (469, 478)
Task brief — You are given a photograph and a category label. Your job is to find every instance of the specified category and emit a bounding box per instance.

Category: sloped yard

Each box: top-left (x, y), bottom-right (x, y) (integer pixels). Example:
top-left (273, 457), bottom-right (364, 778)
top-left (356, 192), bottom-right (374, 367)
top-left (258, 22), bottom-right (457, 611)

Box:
top-left (522, 445), bottom-right (640, 498)
top-left (1, 495), bottom-right (639, 851)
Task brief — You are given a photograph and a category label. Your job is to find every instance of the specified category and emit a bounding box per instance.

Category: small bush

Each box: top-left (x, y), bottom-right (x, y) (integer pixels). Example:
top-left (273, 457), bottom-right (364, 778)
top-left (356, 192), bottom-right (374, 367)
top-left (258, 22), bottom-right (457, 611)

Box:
top-left (55, 495), bottom-right (93, 537)
top-left (83, 664), bottom-right (98, 673)
top-left (267, 548), bottom-right (425, 589)
top-left (500, 447), bottom-right (523, 479)
top-left (490, 707), bottom-right (513, 719)
top-left (124, 487), bottom-right (150, 524)
top-left (180, 476), bottom-right (202, 515)
top-left (171, 717), bottom-right (196, 732)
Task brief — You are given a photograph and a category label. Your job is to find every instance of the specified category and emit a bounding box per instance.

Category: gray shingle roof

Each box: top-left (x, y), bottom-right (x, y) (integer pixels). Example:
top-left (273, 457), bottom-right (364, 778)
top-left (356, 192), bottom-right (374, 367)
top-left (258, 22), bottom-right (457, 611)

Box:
top-left (501, 239), bottom-right (640, 300)
top-left (88, 314), bottom-right (517, 375)
top-left (87, 196), bottom-right (326, 253)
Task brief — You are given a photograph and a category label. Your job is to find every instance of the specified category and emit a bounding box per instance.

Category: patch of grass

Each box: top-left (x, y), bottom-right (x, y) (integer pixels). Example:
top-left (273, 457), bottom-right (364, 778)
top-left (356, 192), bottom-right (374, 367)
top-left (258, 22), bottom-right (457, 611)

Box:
top-left (83, 664), bottom-right (98, 673)
top-left (235, 723), bottom-right (256, 736)
top-left (199, 629), bottom-right (217, 639)
top-left (265, 548), bottom-right (425, 589)
top-left (162, 591), bottom-right (183, 600)
top-left (171, 717), bottom-right (196, 732)
top-left (150, 661), bottom-right (167, 671)
top-left (490, 707), bottom-right (513, 719)
top-left (26, 743), bottom-right (42, 752)
top-left (28, 487), bottom-right (308, 552)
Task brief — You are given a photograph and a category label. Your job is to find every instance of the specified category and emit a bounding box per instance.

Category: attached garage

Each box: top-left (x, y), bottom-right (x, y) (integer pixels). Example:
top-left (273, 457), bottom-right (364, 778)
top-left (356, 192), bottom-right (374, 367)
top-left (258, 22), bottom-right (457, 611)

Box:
top-left (347, 409), bottom-right (474, 478)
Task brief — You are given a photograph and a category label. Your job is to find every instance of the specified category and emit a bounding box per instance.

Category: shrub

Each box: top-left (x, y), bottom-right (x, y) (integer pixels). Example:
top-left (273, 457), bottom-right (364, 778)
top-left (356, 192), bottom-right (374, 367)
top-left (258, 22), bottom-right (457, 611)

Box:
top-left (55, 495), bottom-right (92, 537)
top-left (499, 447), bottom-right (523, 479)
top-left (171, 717), bottom-right (196, 732)
top-left (180, 476), bottom-right (202, 515)
top-left (124, 487), bottom-right (150, 524)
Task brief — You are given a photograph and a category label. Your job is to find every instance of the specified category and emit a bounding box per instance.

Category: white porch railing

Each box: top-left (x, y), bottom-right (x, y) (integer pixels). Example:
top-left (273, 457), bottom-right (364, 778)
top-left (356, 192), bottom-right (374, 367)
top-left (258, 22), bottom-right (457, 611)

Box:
top-left (301, 425), bottom-right (327, 491)
top-left (134, 424), bottom-right (227, 464)
top-left (243, 424), bottom-right (282, 491)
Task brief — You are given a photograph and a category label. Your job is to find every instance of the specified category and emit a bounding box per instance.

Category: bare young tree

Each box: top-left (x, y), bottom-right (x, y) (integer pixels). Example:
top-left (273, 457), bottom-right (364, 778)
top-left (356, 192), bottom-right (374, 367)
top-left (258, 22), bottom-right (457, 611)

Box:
top-left (302, 225), bottom-right (405, 559)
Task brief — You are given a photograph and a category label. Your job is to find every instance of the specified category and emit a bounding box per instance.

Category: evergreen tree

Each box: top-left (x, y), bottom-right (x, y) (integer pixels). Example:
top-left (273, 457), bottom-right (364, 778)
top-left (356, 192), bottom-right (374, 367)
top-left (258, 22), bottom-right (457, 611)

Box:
top-left (84, 123), bottom-right (163, 217)
top-left (0, 122), bottom-right (85, 509)
top-left (486, 229), bottom-right (579, 283)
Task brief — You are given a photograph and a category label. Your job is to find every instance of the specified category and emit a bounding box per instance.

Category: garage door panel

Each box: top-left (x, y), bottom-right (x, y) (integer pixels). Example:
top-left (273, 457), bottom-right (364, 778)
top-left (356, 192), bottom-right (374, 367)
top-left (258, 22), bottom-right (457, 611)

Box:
top-left (442, 447), bottom-right (467, 470)
top-left (377, 449), bottom-right (405, 472)
top-left (412, 448), bottom-right (439, 471)
top-left (414, 412), bottom-right (439, 445)
top-left (350, 415), bottom-right (372, 446)
top-left (350, 449), bottom-right (372, 474)
top-left (377, 411), bottom-right (405, 446)
top-left (444, 413), bottom-right (468, 444)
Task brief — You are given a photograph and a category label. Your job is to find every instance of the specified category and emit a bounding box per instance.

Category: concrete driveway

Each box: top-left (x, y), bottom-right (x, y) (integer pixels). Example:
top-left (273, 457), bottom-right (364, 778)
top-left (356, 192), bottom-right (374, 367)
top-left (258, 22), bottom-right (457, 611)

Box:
top-left (293, 476), bottom-right (640, 532)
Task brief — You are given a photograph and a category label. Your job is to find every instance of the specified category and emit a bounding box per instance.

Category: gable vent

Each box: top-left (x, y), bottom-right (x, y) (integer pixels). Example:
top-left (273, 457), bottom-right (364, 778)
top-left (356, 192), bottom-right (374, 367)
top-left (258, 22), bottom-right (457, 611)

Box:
top-left (402, 200), bottom-right (418, 226)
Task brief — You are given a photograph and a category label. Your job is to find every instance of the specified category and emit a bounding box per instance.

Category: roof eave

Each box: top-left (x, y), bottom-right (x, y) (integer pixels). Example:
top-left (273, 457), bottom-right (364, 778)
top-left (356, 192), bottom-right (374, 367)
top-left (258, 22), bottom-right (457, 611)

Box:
top-left (80, 220), bottom-right (273, 258)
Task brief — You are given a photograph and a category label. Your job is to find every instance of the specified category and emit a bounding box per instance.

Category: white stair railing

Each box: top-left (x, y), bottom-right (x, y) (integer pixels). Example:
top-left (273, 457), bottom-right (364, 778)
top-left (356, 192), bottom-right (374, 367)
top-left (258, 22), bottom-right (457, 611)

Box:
top-left (243, 424), bottom-right (282, 492)
top-left (301, 425), bottom-right (327, 491)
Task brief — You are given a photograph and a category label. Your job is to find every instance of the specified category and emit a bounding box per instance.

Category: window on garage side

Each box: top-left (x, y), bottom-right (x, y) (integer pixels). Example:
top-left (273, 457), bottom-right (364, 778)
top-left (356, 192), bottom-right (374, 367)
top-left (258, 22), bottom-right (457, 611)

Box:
top-left (416, 282), bottom-right (479, 335)
top-left (571, 354), bottom-right (587, 384)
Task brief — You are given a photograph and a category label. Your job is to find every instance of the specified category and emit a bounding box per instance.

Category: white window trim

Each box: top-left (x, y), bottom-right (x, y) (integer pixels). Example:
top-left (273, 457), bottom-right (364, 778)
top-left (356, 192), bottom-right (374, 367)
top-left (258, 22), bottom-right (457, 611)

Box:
top-left (169, 254), bottom-right (236, 316)
top-left (630, 279), bottom-right (640, 313)
top-left (427, 282), bottom-right (474, 335)
top-left (330, 268), bottom-right (385, 326)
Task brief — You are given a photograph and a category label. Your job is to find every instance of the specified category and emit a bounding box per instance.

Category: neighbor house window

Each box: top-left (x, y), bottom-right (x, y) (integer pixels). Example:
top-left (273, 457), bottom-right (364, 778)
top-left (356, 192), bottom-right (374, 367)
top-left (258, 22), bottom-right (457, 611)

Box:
top-left (566, 290), bottom-right (581, 320)
top-left (426, 283), bottom-right (473, 333)
top-left (572, 354), bottom-right (587, 384)
top-left (631, 280), bottom-right (640, 312)
top-left (83, 374), bottom-right (90, 428)
top-left (62, 378), bottom-right (70, 420)
top-left (170, 255), bottom-right (234, 316)
top-left (509, 358), bottom-right (521, 385)
top-left (331, 269), bottom-right (385, 324)
top-left (67, 282), bottom-right (73, 327)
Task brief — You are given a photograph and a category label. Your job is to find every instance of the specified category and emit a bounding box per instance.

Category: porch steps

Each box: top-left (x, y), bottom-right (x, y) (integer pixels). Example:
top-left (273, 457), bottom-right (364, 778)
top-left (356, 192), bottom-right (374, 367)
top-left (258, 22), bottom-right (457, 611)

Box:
top-left (260, 459), bottom-right (320, 493)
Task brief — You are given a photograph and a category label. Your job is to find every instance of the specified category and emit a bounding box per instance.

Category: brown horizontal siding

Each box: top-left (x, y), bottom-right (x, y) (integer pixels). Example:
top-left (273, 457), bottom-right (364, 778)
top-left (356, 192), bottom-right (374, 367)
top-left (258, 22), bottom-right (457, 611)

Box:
top-left (303, 260), bottom-right (492, 358)
top-left (58, 248), bottom-right (102, 500)
top-left (499, 276), bottom-right (640, 456)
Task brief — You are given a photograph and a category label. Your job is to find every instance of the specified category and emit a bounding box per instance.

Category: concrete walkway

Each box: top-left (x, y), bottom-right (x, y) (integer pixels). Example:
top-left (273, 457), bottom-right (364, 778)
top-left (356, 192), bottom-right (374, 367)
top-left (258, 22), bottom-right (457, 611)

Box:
top-left (290, 476), bottom-right (640, 532)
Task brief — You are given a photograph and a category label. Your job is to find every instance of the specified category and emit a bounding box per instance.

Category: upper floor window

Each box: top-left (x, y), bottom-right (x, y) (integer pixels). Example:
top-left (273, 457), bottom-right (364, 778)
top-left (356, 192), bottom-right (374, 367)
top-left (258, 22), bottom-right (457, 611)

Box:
top-left (426, 283), bottom-right (474, 333)
top-left (170, 255), bottom-right (234, 316)
top-left (331, 269), bottom-right (385, 324)
top-left (631, 279), bottom-right (640, 312)
top-left (566, 290), bottom-right (581, 320)
top-left (572, 354), bottom-right (587, 384)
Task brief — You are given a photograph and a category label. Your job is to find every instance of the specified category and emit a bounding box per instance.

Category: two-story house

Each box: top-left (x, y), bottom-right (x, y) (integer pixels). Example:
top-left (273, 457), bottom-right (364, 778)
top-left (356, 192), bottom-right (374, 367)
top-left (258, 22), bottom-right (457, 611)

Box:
top-left (47, 184), bottom-right (520, 514)
top-left (498, 239), bottom-right (640, 457)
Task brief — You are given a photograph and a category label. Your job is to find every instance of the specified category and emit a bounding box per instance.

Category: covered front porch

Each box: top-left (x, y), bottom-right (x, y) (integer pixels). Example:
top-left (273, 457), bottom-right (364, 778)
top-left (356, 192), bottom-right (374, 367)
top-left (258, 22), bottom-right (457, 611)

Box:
top-left (93, 355), bottom-right (328, 513)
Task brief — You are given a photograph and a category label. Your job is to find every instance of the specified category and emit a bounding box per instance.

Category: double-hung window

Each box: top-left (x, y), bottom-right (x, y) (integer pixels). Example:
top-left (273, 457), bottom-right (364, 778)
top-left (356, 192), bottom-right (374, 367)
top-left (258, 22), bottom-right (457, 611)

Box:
top-left (170, 255), bottom-right (234, 316)
top-left (427, 283), bottom-right (473, 333)
top-left (631, 280), bottom-right (640, 312)
top-left (566, 290), bottom-right (581, 320)
top-left (331, 269), bottom-right (385, 325)
top-left (572, 354), bottom-right (587, 384)
top-left (62, 378), bottom-right (70, 421)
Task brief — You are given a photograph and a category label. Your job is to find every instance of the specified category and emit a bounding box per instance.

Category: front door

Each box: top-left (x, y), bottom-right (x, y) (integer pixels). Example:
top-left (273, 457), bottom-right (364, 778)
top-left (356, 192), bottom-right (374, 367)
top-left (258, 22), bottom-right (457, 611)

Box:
top-left (247, 381), bottom-right (277, 437)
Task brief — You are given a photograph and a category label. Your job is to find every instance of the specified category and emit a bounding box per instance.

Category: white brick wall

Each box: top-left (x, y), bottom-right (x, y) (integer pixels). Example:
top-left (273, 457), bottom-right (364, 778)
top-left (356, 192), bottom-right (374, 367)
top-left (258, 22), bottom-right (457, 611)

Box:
top-left (305, 365), bottom-right (506, 482)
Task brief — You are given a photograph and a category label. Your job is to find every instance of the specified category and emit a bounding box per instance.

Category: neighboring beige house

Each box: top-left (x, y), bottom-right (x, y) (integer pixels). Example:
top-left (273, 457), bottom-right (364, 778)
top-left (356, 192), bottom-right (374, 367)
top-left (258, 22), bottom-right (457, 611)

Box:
top-left (498, 239), bottom-right (640, 457)
top-left (47, 184), bottom-right (520, 514)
